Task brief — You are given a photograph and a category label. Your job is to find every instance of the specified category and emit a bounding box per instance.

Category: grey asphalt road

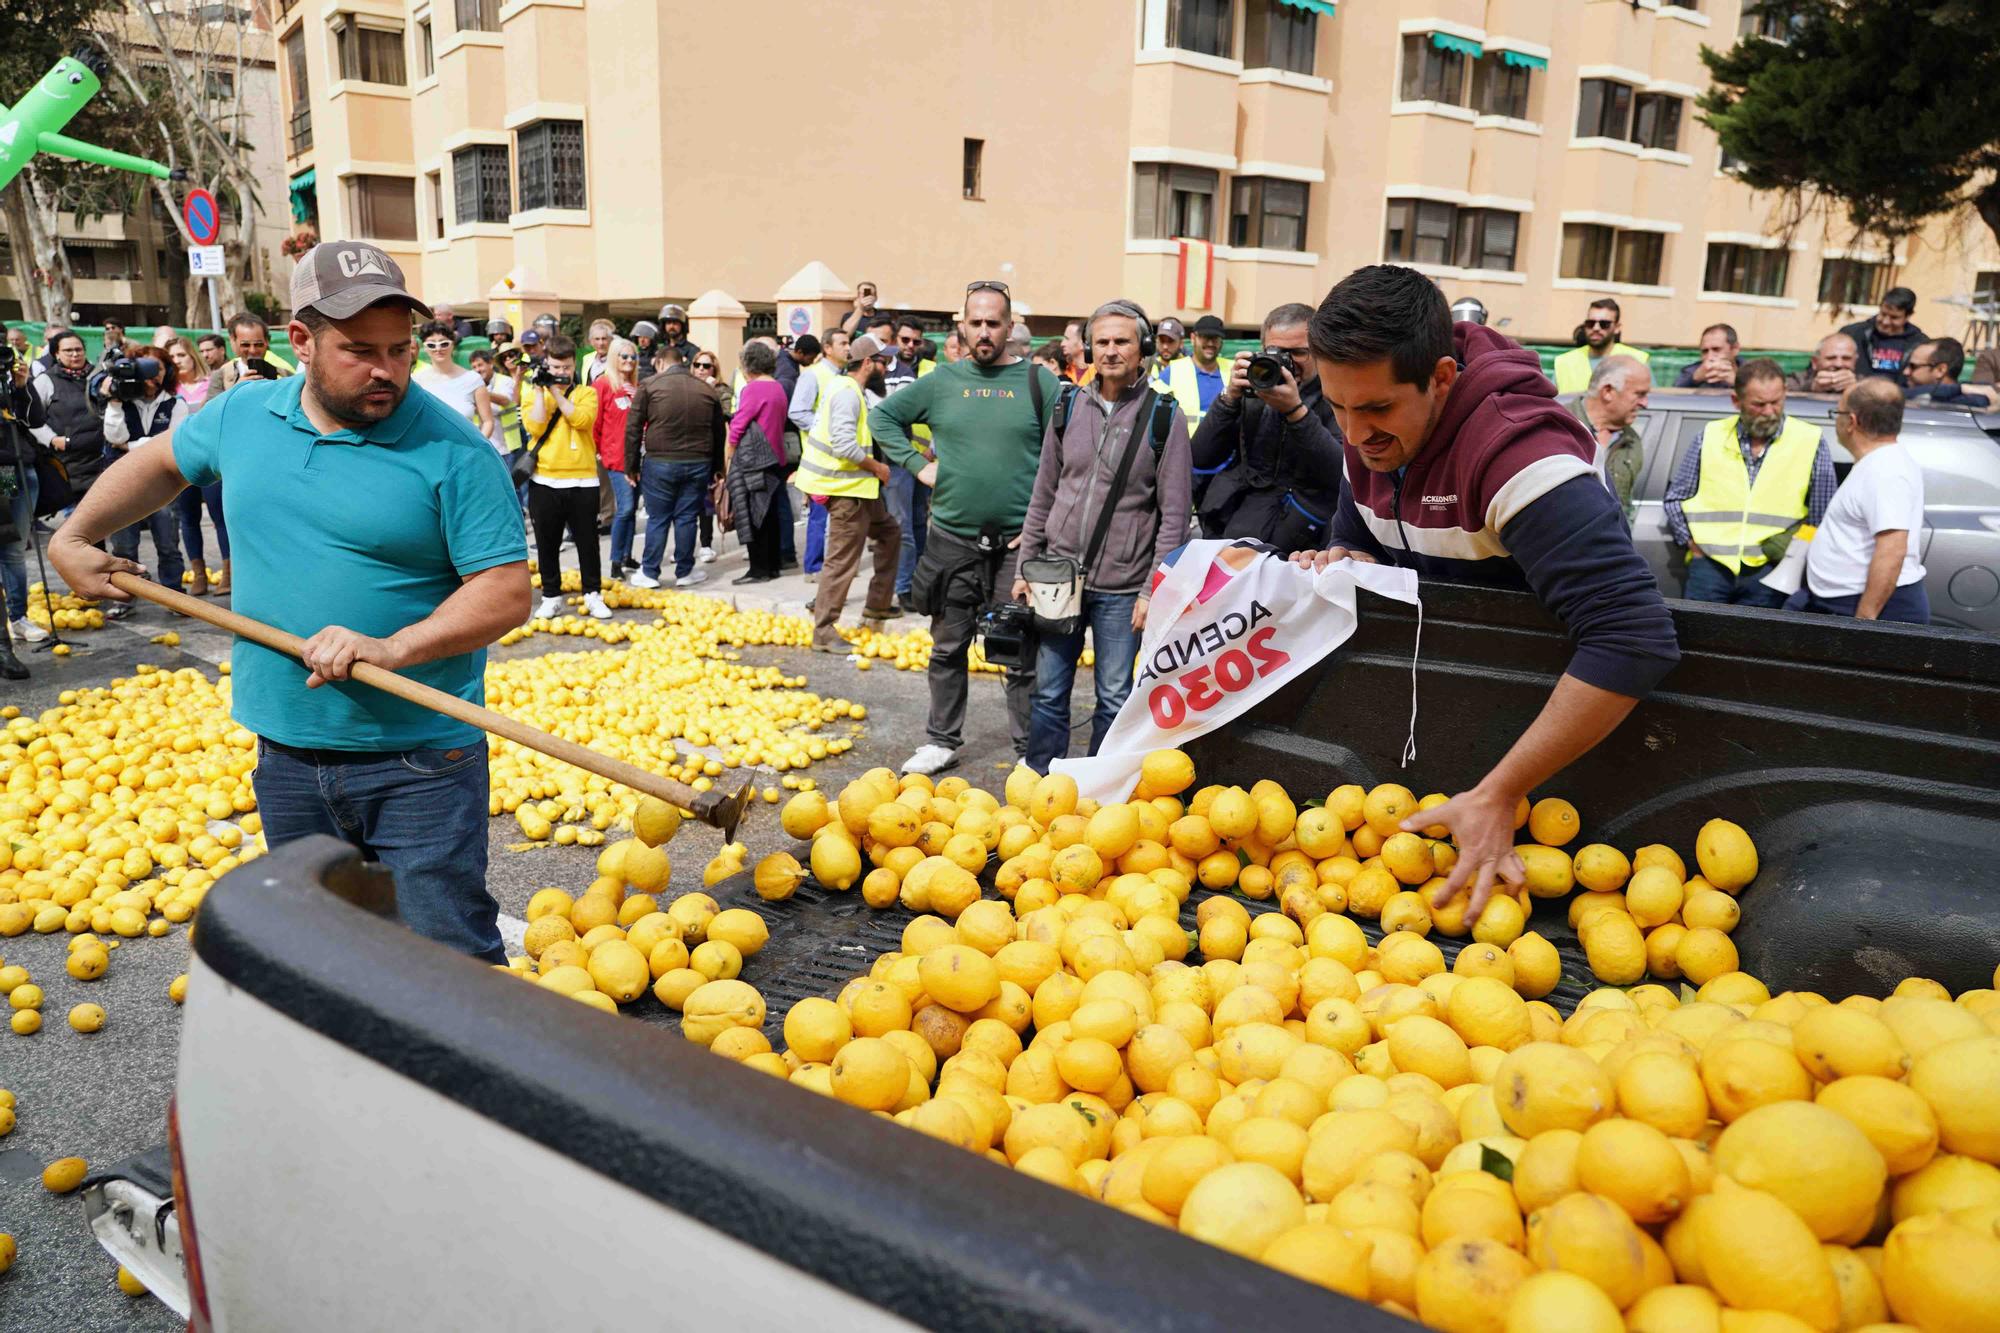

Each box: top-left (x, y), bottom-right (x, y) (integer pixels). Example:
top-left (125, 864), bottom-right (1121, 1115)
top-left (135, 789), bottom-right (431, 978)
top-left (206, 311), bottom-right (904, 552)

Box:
top-left (0, 533), bottom-right (1043, 1328)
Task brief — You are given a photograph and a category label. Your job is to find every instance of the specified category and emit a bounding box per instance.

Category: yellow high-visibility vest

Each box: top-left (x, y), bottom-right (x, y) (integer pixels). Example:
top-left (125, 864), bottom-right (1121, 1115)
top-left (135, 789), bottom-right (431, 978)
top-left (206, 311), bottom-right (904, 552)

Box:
top-left (1552, 342), bottom-right (1650, 394)
top-left (1684, 414), bottom-right (1822, 572)
top-left (802, 375), bottom-right (879, 499)
top-left (907, 358), bottom-right (936, 447)
top-left (1152, 355), bottom-right (1217, 428)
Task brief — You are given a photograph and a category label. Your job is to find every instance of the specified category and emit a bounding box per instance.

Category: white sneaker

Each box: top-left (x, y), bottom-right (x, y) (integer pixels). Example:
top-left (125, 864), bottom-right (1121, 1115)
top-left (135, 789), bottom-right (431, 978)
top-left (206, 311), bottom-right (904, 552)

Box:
top-left (11, 618), bottom-right (49, 644)
top-left (582, 592), bottom-right (612, 620)
top-left (628, 571), bottom-right (662, 589)
top-left (901, 744), bottom-right (960, 777)
top-left (535, 596), bottom-right (564, 619)
top-left (697, 546), bottom-right (717, 564)
top-left (675, 569), bottom-right (709, 588)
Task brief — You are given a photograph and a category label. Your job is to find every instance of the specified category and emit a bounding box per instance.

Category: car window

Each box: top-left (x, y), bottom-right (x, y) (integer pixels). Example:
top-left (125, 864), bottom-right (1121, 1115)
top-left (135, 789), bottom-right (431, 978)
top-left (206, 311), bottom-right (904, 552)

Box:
top-left (1903, 426), bottom-right (2000, 507)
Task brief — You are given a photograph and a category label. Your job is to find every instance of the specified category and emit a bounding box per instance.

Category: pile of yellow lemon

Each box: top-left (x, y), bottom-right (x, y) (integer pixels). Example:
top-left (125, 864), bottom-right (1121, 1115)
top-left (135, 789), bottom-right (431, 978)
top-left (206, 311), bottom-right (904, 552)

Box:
top-left (506, 749), bottom-right (1999, 1331)
top-left (21, 584), bottom-right (107, 634)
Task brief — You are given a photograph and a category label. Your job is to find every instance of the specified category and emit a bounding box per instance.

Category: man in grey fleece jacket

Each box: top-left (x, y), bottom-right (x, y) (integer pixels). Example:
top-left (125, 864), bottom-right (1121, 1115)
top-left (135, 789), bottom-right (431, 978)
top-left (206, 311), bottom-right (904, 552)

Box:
top-left (1014, 301), bottom-right (1194, 772)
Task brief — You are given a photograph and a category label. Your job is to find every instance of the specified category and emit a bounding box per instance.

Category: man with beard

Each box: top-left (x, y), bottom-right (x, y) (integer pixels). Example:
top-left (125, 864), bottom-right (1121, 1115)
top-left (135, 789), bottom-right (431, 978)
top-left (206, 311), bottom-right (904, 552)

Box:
top-left (805, 333), bottom-right (901, 651)
top-left (872, 281), bottom-right (1060, 775)
top-left (1295, 264), bottom-right (1679, 921)
top-left (1664, 357), bottom-right (1835, 607)
top-left (1551, 298), bottom-right (1648, 394)
top-left (49, 242), bottom-right (530, 962)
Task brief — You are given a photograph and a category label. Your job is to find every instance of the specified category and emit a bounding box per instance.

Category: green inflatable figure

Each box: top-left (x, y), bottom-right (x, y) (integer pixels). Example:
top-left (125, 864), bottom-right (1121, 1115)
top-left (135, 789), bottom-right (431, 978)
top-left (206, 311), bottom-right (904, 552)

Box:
top-left (0, 53), bottom-right (181, 196)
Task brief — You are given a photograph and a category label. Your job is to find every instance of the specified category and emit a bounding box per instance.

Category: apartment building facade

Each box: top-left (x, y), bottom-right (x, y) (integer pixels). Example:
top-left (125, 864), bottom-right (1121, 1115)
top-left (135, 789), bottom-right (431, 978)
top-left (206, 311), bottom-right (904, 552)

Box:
top-left (275, 0), bottom-right (1999, 349)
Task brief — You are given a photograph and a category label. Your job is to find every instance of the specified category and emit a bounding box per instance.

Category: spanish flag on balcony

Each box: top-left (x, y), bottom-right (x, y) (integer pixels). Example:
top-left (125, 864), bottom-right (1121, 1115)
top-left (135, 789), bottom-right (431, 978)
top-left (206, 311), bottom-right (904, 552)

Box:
top-left (1177, 238), bottom-right (1214, 310)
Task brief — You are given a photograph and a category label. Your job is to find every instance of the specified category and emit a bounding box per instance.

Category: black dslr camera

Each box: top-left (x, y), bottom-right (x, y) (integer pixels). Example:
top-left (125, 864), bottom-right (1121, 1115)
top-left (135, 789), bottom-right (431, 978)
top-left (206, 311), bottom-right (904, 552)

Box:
top-left (530, 363), bottom-right (573, 388)
top-left (240, 357), bottom-right (280, 381)
top-left (976, 600), bottom-right (1035, 670)
top-left (108, 356), bottom-right (162, 401)
top-left (1244, 347), bottom-right (1298, 393)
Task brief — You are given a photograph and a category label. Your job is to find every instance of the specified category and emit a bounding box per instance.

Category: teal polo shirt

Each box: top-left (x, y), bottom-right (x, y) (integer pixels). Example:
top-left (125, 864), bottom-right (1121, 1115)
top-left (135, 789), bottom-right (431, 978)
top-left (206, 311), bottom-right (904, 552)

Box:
top-left (173, 375), bottom-right (527, 751)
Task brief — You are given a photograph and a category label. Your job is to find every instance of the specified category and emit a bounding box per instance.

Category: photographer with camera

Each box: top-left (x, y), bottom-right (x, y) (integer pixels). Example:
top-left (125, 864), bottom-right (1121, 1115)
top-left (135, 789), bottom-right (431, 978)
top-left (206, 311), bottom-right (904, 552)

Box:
top-left (1014, 300), bottom-right (1192, 773)
top-left (3, 339), bottom-right (50, 648)
top-left (99, 347), bottom-right (189, 606)
top-left (205, 312), bottom-right (290, 400)
top-left (1188, 301), bottom-right (1343, 555)
top-left (520, 334), bottom-right (611, 622)
top-left (872, 281), bottom-right (1061, 776)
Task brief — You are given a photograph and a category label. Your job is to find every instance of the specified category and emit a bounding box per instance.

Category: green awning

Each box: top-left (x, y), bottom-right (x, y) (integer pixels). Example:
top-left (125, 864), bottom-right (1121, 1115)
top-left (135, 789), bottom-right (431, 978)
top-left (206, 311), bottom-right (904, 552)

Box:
top-left (1276, 0), bottom-right (1335, 14)
top-left (1500, 49), bottom-right (1548, 70)
top-left (1431, 32), bottom-right (1483, 58)
top-left (288, 168), bottom-right (317, 223)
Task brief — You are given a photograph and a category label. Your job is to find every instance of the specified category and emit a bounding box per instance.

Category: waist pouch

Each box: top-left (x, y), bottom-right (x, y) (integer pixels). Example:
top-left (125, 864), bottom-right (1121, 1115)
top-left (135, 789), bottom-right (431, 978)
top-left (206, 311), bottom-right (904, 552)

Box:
top-left (1020, 554), bottom-right (1084, 636)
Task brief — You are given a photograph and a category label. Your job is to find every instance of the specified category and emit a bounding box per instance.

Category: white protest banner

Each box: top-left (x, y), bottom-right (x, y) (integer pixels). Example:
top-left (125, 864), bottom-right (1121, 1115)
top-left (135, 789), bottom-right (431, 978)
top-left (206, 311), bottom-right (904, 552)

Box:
top-left (1052, 539), bottom-right (1420, 803)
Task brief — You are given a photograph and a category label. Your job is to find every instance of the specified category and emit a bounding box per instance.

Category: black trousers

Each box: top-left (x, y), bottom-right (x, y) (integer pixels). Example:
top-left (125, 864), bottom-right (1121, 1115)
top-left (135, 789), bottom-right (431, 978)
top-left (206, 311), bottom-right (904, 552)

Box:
top-left (528, 481), bottom-right (601, 596)
top-left (746, 497), bottom-right (784, 577)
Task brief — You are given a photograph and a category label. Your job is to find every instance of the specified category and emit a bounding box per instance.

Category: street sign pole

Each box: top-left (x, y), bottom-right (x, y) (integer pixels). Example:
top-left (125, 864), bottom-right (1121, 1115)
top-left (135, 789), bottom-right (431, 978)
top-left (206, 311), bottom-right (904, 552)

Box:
top-left (207, 278), bottom-right (221, 334)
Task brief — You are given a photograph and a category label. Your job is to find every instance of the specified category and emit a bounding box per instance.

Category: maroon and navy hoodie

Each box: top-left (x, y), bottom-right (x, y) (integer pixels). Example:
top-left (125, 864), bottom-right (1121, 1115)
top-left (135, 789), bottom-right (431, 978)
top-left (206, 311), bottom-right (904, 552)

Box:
top-left (1329, 323), bottom-right (1680, 698)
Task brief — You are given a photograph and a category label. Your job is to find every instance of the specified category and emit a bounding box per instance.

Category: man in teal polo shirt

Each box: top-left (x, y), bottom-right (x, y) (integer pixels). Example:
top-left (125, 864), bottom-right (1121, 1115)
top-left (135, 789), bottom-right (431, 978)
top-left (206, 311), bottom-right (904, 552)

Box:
top-left (50, 242), bottom-right (530, 961)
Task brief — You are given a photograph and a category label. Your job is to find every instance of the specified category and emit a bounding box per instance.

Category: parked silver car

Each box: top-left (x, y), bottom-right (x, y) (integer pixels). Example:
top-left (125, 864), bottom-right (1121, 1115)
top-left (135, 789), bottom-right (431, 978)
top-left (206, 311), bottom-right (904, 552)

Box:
top-left (1592, 388), bottom-right (2000, 631)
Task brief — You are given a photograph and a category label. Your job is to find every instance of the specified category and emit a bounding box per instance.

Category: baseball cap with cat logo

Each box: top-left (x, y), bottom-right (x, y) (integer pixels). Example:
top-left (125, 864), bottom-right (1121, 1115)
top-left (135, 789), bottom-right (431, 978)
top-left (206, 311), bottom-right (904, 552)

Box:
top-left (289, 242), bottom-right (433, 321)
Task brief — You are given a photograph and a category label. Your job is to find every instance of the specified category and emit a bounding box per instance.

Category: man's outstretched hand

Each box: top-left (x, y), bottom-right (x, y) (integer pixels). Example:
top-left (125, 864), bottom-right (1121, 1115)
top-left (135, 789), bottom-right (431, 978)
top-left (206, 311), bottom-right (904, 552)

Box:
top-left (1403, 785), bottom-right (1526, 920)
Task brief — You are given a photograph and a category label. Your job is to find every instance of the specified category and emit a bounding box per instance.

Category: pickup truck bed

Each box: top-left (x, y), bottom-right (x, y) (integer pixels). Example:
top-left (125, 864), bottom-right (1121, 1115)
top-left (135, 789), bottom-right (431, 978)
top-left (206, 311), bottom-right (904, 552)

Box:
top-left (166, 583), bottom-right (2000, 1327)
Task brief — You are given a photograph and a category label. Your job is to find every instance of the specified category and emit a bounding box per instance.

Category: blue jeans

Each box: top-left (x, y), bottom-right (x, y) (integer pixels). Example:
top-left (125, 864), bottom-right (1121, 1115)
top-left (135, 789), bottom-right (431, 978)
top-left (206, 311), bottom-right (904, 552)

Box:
top-left (111, 507), bottom-right (185, 592)
top-left (776, 485), bottom-right (797, 564)
top-left (606, 468), bottom-right (637, 569)
top-left (253, 738), bottom-right (502, 961)
top-left (1804, 582), bottom-right (1931, 625)
top-left (1026, 590), bottom-right (1140, 773)
top-left (1684, 556), bottom-right (1786, 609)
top-left (640, 457), bottom-right (710, 580)
top-left (804, 497), bottom-right (827, 573)
top-left (885, 467), bottom-right (929, 596)
top-left (175, 481), bottom-right (228, 568)
top-left (2, 465), bottom-right (38, 622)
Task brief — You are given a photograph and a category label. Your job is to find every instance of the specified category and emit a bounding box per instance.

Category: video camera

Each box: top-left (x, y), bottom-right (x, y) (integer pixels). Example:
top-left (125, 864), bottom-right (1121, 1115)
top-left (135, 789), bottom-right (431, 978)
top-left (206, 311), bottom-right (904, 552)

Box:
top-left (1244, 348), bottom-right (1298, 393)
top-left (107, 356), bottom-right (163, 401)
top-left (0, 344), bottom-right (15, 375)
top-left (976, 600), bottom-right (1035, 671)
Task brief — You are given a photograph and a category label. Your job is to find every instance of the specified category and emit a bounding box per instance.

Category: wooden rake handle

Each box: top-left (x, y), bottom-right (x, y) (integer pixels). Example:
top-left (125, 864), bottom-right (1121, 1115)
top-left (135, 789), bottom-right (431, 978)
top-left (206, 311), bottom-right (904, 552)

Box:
top-left (110, 572), bottom-right (755, 835)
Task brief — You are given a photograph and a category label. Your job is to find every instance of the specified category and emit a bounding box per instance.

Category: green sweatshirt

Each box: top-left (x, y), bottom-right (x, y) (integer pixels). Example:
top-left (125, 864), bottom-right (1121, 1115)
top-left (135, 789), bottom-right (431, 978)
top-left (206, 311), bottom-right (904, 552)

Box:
top-left (870, 358), bottom-right (1061, 538)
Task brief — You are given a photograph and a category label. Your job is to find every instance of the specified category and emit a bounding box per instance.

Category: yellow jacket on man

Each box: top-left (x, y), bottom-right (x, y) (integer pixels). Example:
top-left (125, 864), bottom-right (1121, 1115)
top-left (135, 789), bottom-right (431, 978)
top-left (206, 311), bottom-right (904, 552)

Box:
top-left (522, 383), bottom-right (600, 482)
top-left (1683, 413), bottom-right (1822, 572)
top-left (1553, 342), bottom-right (1650, 394)
top-left (802, 376), bottom-right (879, 500)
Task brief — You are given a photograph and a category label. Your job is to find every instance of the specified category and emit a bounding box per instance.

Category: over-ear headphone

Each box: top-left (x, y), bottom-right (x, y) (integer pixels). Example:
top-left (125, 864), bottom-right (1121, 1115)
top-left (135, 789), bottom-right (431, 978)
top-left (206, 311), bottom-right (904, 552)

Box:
top-left (1082, 299), bottom-right (1156, 365)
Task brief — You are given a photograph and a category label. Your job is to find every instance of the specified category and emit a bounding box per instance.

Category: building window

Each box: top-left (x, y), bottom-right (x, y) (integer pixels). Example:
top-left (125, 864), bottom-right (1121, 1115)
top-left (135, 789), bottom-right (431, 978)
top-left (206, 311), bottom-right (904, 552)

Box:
top-left (1576, 78), bottom-right (1633, 139)
top-left (426, 170), bottom-right (445, 239)
top-left (1975, 271), bottom-right (2000, 308)
top-left (417, 18), bottom-right (434, 77)
top-left (1739, 7), bottom-right (1796, 40)
top-left (1614, 231), bottom-right (1666, 285)
top-left (1470, 55), bottom-right (1532, 119)
top-left (1166, 0), bottom-right (1233, 58)
top-left (1818, 258), bottom-right (1891, 308)
top-left (1704, 243), bottom-right (1790, 297)
top-left (204, 70), bottom-right (236, 104)
top-left (1400, 33), bottom-right (1468, 105)
top-left (1244, 0), bottom-right (1314, 75)
top-left (1229, 177), bottom-right (1309, 251)
top-left (962, 138), bottom-right (983, 199)
top-left (66, 243), bottom-right (134, 281)
top-left (1632, 93), bottom-right (1683, 151)
top-left (1383, 198), bottom-right (1456, 266)
top-left (1452, 209), bottom-right (1521, 272)
top-left (331, 16), bottom-right (407, 86)
top-left (1133, 163), bottom-right (1218, 241)
top-left (455, 0), bottom-right (499, 32)
top-left (283, 27), bottom-right (312, 152)
top-left (516, 120), bottom-right (585, 213)
top-left (344, 175), bottom-right (418, 242)
top-left (452, 144), bottom-right (510, 224)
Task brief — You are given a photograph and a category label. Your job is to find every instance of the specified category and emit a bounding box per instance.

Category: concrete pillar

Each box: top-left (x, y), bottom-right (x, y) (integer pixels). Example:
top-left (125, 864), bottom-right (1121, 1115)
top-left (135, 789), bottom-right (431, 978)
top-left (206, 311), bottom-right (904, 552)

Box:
top-left (772, 261), bottom-right (854, 345)
top-left (485, 265), bottom-right (559, 339)
top-left (688, 289), bottom-right (749, 373)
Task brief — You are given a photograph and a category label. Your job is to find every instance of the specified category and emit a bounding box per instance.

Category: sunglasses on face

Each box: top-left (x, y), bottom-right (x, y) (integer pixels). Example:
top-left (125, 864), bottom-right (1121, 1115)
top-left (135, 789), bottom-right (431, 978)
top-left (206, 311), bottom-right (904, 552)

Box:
top-left (1584, 319), bottom-right (1615, 329)
top-left (966, 280), bottom-right (1010, 297)
top-left (423, 340), bottom-right (453, 350)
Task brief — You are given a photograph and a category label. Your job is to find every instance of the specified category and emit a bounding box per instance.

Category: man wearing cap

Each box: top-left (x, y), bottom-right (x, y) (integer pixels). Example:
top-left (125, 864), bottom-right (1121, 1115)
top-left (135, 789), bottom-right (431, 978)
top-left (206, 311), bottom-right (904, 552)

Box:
top-left (1153, 317), bottom-right (1186, 367)
top-left (48, 242), bottom-right (532, 963)
top-left (806, 334), bottom-right (901, 651)
top-left (1157, 314), bottom-right (1227, 430)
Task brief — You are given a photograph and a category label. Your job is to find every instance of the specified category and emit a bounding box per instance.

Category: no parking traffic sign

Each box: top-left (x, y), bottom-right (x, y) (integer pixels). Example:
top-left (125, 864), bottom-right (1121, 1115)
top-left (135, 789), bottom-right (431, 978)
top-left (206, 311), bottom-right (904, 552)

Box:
top-left (182, 188), bottom-right (220, 246)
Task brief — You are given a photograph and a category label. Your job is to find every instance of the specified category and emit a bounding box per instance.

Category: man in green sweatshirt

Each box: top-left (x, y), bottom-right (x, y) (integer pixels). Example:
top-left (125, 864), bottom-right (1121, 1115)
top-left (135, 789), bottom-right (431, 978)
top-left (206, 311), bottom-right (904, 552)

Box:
top-left (872, 282), bottom-right (1061, 776)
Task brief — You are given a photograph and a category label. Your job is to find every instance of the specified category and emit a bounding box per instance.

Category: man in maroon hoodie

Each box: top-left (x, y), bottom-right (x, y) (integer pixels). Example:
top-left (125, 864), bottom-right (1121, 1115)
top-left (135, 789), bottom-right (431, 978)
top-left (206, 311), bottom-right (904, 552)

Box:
top-left (1294, 264), bottom-right (1680, 916)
